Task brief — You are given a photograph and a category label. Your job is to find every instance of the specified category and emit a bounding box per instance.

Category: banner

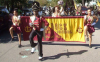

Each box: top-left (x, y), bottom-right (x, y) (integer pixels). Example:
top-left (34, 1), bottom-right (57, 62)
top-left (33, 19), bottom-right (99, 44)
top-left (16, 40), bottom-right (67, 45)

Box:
top-left (21, 16), bottom-right (85, 43)
top-left (74, 0), bottom-right (77, 10)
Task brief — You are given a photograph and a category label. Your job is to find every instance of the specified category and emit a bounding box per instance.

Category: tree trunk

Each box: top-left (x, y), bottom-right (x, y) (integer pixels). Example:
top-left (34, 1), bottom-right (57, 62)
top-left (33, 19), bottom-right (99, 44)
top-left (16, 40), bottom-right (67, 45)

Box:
top-left (82, 0), bottom-right (84, 6)
top-left (11, 0), bottom-right (14, 11)
top-left (7, 3), bottom-right (9, 11)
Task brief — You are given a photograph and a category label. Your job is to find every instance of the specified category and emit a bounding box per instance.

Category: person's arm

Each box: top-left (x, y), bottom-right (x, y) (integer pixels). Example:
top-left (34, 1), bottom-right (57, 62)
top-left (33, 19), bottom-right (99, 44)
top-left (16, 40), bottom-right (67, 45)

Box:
top-left (12, 16), bottom-right (14, 23)
top-left (93, 15), bottom-right (99, 23)
top-left (58, 12), bottom-right (61, 17)
top-left (64, 11), bottom-right (67, 15)
top-left (29, 16), bottom-right (35, 27)
top-left (91, 15), bottom-right (98, 26)
top-left (84, 15), bottom-right (87, 24)
top-left (52, 13), bottom-right (54, 17)
top-left (18, 16), bottom-right (21, 24)
top-left (41, 17), bottom-right (49, 29)
top-left (18, 19), bottom-right (21, 24)
top-left (60, 10), bottom-right (62, 14)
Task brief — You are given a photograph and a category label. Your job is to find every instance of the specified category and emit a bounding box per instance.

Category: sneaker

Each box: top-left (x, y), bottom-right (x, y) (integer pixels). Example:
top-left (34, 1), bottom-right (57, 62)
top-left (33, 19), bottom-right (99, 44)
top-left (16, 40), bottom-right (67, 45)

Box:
top-left (18, 44), bottom-right (22, 48)
top-left (31, 48), bottom-right (36, 54)
top-left (89, 45), bottom-right (92, 48)
top-left (38, 56), bottom-right (43, 60)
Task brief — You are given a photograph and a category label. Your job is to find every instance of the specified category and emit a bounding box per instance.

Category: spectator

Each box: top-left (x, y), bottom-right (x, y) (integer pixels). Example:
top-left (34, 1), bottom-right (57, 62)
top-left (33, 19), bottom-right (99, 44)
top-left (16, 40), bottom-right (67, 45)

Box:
top-left (52, 6), bottom-right (61, 17)
top-left (60, 6), bottom-right (67, 16)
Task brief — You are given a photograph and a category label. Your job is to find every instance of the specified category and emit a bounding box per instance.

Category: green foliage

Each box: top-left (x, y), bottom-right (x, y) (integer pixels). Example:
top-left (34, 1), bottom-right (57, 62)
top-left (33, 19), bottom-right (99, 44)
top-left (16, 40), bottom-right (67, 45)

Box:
top-left (0, 0), bottom-right (27, 8)
top-left (36, 0), bottom-right (48, 6)
top-left (0, 0), bottom-right (93, 10)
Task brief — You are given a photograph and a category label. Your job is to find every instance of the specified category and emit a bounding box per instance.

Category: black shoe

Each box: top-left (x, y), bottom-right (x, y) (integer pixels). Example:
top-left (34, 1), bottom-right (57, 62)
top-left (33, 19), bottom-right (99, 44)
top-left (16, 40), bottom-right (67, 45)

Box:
top-left (10, 38), bottom-right (14, 42)
top-left (18, 44), bottom-right (22, 48)
top-left (89, 45), bottom-right (92, 48)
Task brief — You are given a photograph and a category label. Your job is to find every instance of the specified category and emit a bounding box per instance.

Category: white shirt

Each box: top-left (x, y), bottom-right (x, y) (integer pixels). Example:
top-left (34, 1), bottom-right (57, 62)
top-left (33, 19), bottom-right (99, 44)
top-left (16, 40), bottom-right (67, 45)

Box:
top-left (52, 13), bottom-right (60, 17)
top-left (45, 10), bottom-right (49, 15)
top-left (60, 10), bottom-right (65, 16)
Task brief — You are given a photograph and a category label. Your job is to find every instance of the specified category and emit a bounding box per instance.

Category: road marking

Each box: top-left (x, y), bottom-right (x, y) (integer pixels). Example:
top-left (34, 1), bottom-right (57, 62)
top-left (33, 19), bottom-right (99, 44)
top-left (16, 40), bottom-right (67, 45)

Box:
top-left (21, 55), bottom-right (28, 58)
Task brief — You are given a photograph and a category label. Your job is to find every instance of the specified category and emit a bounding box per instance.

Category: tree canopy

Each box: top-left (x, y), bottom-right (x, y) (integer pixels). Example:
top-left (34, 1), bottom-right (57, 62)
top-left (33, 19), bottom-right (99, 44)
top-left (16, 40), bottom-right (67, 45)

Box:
top-left (0, 0), bottom-right (27, 10)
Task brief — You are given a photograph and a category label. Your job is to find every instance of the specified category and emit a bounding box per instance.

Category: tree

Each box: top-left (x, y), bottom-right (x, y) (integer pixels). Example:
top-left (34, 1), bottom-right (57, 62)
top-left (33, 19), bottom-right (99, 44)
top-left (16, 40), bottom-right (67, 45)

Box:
top-left (36, 0), bottom-right (48, 6)
top-left (63, 0), bottom-right (74, 7)
top-left (75, 0), bottom-right (92, 4)
top-left (0, 0), bottom-right (27, 10)
top-left (46, 0), bottom-right (60, 7)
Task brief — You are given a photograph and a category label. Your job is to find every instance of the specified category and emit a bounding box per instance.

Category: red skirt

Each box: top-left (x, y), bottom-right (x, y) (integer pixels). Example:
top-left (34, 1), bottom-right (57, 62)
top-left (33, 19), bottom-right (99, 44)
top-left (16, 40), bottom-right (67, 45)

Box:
top-left (12, 25), bottom-right (21, 34)
top-left (85, 24), bottom-right (95, 33)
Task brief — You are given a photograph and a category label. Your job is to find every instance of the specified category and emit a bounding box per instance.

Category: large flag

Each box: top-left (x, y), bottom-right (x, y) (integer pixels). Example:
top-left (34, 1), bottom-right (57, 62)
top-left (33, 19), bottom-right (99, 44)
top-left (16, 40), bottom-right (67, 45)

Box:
top-left (97, 0), bottom-right (100, 7)
top-left (21, 16), bottom-right (85, 43)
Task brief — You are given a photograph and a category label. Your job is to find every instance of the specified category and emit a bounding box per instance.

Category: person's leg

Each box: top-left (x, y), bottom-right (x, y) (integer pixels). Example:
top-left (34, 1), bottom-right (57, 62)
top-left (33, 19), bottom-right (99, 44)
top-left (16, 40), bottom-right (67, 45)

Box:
top-left (17, 33), bottom-right (21, 46)
top-left (29, 29), bottom-right (37, 53)
top-left (9, 27), bottom-right (14, 39)
top-left (89, 33), bottom-right (92, 48)
top-left (29, 29), bottom-right (37, 47)
top-left (84, 26), bottom-right (89, 40)
top-left (37, 31), bottom-right (43, 59)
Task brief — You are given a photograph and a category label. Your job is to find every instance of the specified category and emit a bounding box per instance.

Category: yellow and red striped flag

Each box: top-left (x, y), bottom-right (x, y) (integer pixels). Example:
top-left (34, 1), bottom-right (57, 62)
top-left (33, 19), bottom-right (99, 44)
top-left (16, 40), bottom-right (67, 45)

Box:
top-left (74, 0), bottom-right (77, 10)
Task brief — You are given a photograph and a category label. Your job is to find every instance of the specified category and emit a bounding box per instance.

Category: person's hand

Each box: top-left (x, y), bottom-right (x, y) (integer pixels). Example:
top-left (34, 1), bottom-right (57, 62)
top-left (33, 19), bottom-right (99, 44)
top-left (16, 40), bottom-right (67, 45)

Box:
top-left (18, 16), bottom-right (21, 20)
top-left (40, 28), bottom-right (44, 31)
top-left (29, 23), bottom-right (34, 27)
top-left (91, 22), bottom-right (96, 26)
top-left (40, 26), bottom-right (48, 31)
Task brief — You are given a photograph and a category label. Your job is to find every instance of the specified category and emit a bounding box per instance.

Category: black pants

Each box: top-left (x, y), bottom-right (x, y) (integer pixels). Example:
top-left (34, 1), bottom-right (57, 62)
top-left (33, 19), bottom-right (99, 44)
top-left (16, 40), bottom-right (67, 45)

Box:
top-left (29, 29), bottom-right (43, 57)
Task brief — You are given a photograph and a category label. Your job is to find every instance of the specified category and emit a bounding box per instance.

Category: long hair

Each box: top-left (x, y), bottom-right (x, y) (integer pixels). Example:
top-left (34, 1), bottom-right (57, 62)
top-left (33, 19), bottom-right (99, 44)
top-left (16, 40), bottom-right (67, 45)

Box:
top-left (53, 6), bottom-right (60, 13)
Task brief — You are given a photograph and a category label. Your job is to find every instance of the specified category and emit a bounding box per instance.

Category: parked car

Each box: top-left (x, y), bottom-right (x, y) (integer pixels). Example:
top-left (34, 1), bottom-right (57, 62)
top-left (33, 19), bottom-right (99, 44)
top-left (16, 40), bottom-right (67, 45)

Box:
top-left (0, 6), bottom-right (10, 32)
top-left (0, 6), bottom-right (9, 13)
top-left (81, 6), bottom-right (88, 16)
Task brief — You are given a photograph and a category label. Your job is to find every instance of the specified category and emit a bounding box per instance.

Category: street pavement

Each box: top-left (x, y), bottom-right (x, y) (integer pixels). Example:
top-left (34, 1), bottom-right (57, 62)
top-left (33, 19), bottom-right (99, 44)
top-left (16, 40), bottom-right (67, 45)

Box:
top-left (0, 18), bottom-right (100, 62)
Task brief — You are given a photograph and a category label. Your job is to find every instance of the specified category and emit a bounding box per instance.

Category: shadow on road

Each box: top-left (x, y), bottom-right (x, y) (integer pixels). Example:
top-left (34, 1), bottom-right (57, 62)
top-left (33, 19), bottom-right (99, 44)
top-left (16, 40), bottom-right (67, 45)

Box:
top-left (0, 30), bottom-right (23, 43)
top-left (42, 50), bottom-right (88, 61)
top-left (94, 47), bottom-right (100, 49)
